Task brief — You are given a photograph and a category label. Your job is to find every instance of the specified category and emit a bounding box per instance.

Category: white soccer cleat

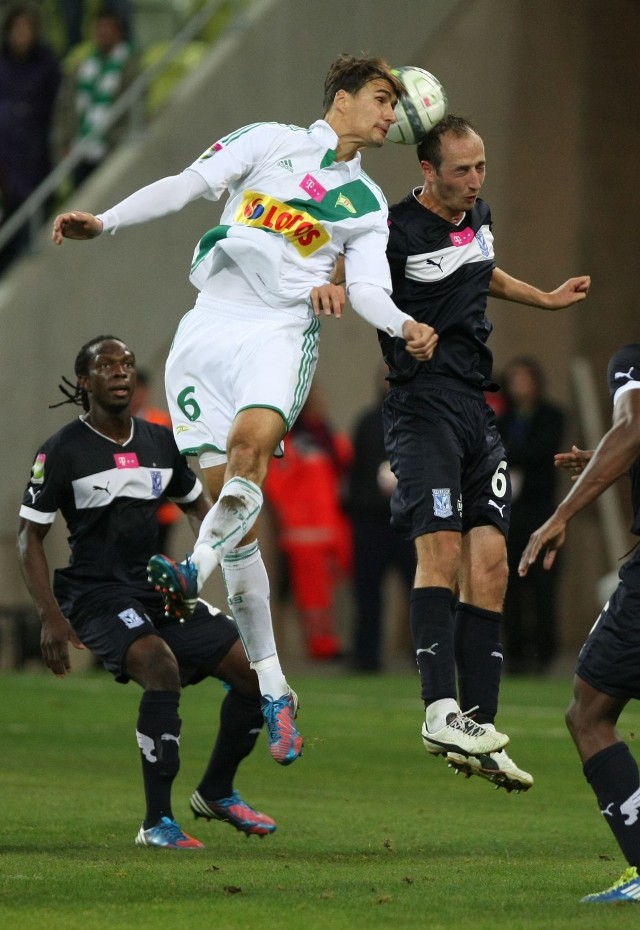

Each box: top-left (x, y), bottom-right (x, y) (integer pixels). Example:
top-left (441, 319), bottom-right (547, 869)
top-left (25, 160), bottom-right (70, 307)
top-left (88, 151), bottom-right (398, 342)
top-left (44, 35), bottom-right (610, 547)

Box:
top-left (421, 710), bottom-right (509, 758)
top-left (446, 749), bottom-right (534, 793)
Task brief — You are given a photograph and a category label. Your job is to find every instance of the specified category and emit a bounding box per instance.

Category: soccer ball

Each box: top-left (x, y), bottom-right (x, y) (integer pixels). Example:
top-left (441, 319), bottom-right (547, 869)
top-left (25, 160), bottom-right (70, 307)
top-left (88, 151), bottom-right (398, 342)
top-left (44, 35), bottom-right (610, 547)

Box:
top-left (387, 66), bottom-right (448, 144)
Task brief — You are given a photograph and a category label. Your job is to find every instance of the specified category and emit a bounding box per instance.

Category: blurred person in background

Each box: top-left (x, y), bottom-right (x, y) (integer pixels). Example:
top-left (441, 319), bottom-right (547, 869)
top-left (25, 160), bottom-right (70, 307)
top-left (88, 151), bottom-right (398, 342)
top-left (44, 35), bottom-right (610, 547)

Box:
top-left (57, 0), bottom-right (133, 52)
top-left (52, 5), bottom-right (139, 186)
top-left (345, 372), bottom-right (415, 672)
top-left (264, 383), bottom-right (352, 661)
top-left (0, 2), bottom-right (61, 271)
top-left (497, 356), bottom-right (565, 674)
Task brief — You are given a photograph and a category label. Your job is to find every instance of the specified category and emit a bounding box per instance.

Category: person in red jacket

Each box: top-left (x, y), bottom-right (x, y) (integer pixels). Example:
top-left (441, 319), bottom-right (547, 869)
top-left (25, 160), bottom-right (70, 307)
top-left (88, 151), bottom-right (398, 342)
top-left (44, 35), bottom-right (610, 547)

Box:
top-left (264, 384), bottom-right (352, 661)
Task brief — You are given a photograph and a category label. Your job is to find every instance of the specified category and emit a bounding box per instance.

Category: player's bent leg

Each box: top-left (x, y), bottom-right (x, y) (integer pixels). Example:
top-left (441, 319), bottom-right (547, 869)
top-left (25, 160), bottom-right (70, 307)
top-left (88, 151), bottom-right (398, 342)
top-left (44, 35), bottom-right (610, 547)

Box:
top-left (566, 674), bottom-right (626, 763)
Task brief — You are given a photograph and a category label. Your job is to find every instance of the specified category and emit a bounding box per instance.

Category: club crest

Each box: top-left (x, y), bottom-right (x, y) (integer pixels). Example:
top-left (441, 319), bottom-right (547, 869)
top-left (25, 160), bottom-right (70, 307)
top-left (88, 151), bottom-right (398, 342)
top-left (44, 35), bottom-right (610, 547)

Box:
top-left (432, 487), bottom-right (453, 518)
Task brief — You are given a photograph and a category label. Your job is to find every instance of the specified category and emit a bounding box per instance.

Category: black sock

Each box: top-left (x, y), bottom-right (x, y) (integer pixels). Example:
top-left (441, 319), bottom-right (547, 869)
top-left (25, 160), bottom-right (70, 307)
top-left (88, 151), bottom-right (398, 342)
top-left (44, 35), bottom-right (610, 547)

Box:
top-left (584, 742), bottom-right (640, 868)
top-left (409, 587), bottom-right (456, 706)
top-left (136, 690), bottom-right (181, 828)
top-left (197, 689), bottom-right (263, 801)
top-left (454, 602), bottom-right (503, 725)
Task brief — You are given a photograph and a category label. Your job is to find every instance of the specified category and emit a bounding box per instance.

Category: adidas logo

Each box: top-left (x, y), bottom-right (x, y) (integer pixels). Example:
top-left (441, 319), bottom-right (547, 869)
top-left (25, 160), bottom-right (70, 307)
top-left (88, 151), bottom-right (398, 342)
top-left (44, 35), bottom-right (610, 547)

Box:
top-left (277, 158), bottom-right (294, 173)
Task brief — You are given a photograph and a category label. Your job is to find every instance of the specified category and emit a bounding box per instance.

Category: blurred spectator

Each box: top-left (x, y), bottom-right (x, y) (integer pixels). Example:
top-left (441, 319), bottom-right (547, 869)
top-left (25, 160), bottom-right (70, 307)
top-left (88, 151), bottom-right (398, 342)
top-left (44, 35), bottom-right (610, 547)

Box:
top-left (497, 356), bottom-right (566, 674)
top-left (264, 383), bottom-right (352, 661)
top-left (57, 0), bottom-right (134, 52)
top-left (0, 2), bottom-right (61, 270)
top-left (52, 5), bottom-right (139, 186)
top-left (131, 367), bottom-right (182, 555)
top-left (344, 374), bottom-right (415, 672)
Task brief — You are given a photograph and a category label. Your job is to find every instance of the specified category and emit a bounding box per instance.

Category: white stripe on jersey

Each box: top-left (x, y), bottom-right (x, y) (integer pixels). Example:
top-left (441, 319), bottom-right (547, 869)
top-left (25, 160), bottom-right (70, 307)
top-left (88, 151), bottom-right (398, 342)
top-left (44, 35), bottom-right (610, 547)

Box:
top-left (72, 466), bottom-right (174, 510)
top-left (404, 224), bottom-right (495, 283)
top-left (613, 380), bottom-right (640, 406)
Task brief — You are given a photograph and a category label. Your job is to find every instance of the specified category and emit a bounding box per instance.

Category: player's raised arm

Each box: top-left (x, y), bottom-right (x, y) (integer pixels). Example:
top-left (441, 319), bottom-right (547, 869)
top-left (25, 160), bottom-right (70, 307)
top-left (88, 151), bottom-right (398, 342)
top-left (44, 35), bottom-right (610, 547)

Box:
top-left (489, 268), bottom-right (591, 310)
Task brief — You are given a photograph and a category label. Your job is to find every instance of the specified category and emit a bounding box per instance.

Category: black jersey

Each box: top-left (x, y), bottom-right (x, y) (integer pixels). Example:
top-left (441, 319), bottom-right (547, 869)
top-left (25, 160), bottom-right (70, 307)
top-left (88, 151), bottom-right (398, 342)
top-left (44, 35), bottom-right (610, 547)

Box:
top-left (607, 344), bottom-right (640, 535)
top-left (380, 189), bottom-right (496, 391)
top-left (19, 416), bottom-right (202, 613)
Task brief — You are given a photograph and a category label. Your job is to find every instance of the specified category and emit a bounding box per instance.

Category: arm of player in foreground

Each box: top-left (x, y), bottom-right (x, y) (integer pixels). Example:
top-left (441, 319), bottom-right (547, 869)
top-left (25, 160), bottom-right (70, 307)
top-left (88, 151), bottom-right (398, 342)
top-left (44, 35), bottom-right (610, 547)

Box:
top-left (518, 388), bottom-right (640, 576)
top-left (16, 519), bottom-right (84, 676)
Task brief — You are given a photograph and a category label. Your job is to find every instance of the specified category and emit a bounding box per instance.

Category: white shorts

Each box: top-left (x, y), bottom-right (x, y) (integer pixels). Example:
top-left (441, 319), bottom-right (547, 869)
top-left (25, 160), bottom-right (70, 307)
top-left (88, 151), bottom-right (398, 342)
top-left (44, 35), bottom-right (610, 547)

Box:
top-left (165, 294), bottom-right (320, 459)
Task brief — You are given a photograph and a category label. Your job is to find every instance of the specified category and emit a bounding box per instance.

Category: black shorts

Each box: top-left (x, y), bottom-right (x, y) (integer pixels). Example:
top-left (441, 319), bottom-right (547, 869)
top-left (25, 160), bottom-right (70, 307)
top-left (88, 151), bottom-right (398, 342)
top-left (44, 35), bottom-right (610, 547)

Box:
top-left (383, 382), bottom-right (511, 540)
top-left (70, 589), bottom-right (239, 685)
top-left (576, 553), bottom-right (640, 699)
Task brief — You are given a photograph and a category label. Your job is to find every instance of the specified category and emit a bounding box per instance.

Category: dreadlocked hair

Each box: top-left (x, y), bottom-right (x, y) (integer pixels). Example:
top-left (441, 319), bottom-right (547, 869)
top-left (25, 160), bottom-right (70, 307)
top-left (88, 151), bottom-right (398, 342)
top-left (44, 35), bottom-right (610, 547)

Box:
top-left (49, 334), bottom-right (124, 412)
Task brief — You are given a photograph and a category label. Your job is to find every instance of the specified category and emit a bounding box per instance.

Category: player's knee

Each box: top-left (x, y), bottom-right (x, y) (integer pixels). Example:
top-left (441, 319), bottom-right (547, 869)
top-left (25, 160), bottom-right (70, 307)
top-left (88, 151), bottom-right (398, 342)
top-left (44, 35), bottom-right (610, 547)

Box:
top-left (126, 636), bottom-right (181, 689)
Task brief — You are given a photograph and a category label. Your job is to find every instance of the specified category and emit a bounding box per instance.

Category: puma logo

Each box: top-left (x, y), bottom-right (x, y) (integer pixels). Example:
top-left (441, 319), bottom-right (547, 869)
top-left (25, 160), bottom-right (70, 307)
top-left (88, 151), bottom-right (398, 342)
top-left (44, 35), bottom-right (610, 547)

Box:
top-left (416, 643), bottom-right (439, 656)
top-left (620, 787), bottom-right (640, 825)
top-left (488, 499), bottom-right (506, 517)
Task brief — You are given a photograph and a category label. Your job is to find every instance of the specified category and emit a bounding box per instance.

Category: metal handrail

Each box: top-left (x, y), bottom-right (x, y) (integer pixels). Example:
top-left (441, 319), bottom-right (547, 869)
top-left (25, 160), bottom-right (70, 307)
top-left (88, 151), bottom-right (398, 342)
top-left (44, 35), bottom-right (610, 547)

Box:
top-left (0, 0), bottom-right (244, 256)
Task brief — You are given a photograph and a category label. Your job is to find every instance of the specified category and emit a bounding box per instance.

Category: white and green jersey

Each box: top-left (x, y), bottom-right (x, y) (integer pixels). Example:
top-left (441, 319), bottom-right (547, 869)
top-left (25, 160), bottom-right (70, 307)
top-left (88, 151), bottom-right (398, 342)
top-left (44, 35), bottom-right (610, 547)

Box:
top-left (98, 119), bottom-right (410, 334)
top-left (186, 119), bottom-right (392, 312)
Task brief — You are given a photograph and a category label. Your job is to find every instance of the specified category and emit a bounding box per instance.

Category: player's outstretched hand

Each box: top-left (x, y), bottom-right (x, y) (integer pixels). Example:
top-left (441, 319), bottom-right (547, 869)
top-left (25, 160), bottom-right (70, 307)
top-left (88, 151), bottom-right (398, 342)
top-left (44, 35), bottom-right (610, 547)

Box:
top-left (403, 319), bottom-right (438, 361)
top-left (554, 444), bottom-right (593, 481)
top-left (310, 282), bottom-right (346, 318)
top-left (518, 512), bottom-right (567, 577)
top-left (52, 211), bottom-right (103, 245)
top-left (546, 276), bottom-right (591, 309)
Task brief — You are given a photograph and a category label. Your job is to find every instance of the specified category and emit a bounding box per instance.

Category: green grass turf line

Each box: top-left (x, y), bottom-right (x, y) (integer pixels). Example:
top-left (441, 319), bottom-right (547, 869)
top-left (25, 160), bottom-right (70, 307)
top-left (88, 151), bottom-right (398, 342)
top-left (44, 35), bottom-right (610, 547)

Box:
top-left (2, 671), bottom-right (640, 929)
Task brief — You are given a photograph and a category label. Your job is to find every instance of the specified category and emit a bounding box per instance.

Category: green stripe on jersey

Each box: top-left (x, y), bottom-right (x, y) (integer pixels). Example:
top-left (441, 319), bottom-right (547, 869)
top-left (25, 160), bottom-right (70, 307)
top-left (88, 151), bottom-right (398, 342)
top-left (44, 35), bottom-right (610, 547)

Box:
top-left (290, 179), bottom-right (382, 223)
top-left (191, 225), bottom-right (230, 273)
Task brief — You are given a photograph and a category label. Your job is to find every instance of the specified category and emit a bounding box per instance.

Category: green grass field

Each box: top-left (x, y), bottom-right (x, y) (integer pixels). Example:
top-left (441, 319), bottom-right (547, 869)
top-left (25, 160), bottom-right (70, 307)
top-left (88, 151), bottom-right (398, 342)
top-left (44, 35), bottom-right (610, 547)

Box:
top-left (2, 669), bottom-right (640, 929)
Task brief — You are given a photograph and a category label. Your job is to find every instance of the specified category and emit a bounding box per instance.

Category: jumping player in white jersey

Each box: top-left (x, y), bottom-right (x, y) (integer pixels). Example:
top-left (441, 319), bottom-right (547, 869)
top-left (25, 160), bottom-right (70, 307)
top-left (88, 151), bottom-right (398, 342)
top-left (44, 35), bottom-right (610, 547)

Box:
top-left (51, 55), bottom-right (438, 768)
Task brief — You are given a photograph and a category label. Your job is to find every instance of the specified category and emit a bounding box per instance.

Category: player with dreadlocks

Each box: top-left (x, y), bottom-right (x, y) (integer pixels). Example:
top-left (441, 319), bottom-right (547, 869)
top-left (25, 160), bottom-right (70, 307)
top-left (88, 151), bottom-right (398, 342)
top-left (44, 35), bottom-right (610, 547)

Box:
top-left (17, 335), bottom-right (278, 848)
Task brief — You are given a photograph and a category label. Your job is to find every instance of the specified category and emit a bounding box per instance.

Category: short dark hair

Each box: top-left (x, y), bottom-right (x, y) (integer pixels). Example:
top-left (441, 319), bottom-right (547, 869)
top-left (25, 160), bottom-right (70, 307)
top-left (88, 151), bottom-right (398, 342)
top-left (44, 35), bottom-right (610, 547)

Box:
top-left (322, 54), bottom-right (405, 115)
top-left (416, 115), bottom-right (479, 169)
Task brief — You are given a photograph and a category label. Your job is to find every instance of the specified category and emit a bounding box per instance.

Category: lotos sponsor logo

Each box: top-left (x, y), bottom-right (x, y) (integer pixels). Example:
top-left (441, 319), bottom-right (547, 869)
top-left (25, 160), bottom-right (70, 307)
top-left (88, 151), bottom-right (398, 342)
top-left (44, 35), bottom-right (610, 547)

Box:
top-left (234, 190), bottom-right (330, 257)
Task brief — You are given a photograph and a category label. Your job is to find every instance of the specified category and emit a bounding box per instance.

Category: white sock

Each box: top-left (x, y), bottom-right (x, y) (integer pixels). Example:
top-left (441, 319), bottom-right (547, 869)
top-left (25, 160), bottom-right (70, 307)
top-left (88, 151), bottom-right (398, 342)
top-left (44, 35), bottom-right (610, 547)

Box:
top-left (425, 698), bottom-right (460, 732)
top-left (191, 477), bottom-right (263, 588)
top-left (250, 655), bottom-right (288, 700)
top-left (222, 541), bottom-right (287, 697)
